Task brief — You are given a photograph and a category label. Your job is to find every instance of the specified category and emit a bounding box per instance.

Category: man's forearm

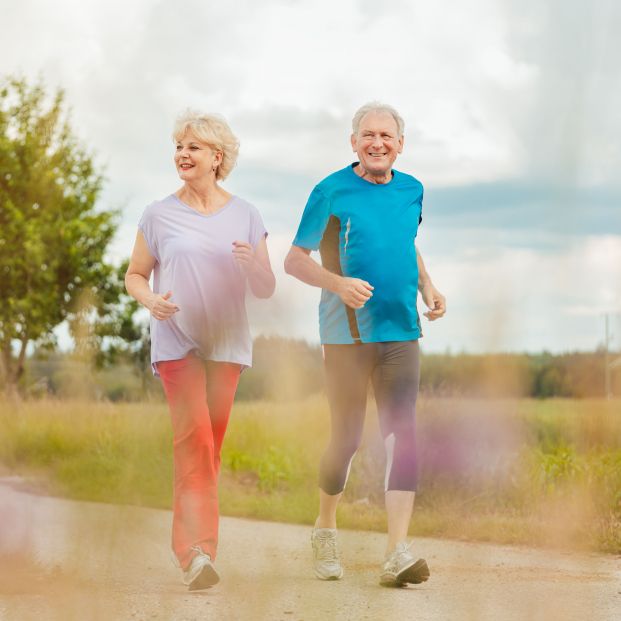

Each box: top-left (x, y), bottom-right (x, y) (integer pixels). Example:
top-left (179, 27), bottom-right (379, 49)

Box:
top-left (416, 246), bottom-right (432, 290)
top-left (284, 250), bottom-right (341, 292)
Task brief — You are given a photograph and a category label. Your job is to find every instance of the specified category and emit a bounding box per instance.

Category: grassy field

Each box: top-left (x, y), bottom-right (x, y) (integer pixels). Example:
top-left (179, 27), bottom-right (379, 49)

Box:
top-left (0, 396), bottom-right (620, 553)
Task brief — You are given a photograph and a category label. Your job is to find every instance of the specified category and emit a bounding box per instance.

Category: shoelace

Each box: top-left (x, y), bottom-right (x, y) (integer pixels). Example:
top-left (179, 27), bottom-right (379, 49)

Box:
top-left (395, 541), bottom-right (414, 555)
top-left (384, 541), bottom-right (414, 571)
top-left (190, 545), bottom-right (211, 561)
top-left (172, 545), bottom-right (211, 570)
top-left (315, 535), bottom-right (339, 561)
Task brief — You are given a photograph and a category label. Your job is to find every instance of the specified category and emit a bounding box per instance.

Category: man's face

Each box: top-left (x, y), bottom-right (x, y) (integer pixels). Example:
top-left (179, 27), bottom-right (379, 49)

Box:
top-left (351, 111), bottom-right (403, 176)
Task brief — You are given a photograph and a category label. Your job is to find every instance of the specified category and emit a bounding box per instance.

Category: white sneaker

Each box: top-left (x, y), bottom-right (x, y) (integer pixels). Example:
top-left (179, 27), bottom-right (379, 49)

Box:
top-left (183, 546), bottom-right (219, 590)
top-left (380, 541), bottom-right (430, 587)
top-left (311, 528), bottom-right (344, 580)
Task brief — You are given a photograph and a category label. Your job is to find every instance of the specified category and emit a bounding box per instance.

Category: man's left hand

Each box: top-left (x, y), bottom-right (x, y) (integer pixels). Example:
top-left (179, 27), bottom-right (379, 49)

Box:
top-left (420, 282), bottom-right (446, 321)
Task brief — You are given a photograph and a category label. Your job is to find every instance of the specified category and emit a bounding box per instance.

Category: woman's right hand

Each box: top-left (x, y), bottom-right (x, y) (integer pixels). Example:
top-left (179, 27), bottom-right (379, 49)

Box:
top-left (147, 291), bottom-right (180, 321)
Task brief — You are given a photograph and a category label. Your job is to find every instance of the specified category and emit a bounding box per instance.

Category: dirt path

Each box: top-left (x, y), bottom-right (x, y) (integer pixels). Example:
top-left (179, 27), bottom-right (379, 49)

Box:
top-left (0, 480), bottom-right (619, 621)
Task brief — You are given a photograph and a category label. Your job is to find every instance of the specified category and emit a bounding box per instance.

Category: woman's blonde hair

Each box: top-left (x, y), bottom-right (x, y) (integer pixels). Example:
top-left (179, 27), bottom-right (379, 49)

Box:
top-left (173, 109), bottom-right (240, 181)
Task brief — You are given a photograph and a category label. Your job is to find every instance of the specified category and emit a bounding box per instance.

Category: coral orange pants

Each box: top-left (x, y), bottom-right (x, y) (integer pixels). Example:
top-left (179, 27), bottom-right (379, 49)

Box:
top-left (157, 354), bottom-right (240, 570)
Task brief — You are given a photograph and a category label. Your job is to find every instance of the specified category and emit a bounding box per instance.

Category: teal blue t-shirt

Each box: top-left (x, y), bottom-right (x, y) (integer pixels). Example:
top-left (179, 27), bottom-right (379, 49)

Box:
top-left (293, 163), bottom-right (423, 344)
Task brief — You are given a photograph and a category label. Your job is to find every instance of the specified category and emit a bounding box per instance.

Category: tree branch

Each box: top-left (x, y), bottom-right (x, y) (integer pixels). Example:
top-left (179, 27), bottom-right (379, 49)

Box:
top-left (15, 335), bottom-right (28, 381)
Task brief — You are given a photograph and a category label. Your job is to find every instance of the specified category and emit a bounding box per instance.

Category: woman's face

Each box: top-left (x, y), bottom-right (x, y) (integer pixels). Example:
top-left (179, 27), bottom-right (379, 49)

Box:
top-left (174, 130), bottom-right (221, 181)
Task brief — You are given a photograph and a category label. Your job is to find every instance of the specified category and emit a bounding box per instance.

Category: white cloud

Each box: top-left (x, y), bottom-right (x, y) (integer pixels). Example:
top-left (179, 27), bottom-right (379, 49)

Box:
top-left (4, 0), bottom-right (535, 184)
top-left (416, 232), bottom-right (621, 352)
top-left (3, 0), bottom-right (620, 353)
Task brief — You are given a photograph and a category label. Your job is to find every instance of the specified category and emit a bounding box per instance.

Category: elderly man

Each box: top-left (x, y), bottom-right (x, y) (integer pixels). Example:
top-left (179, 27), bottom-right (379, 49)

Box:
top-left (284, 102), bottom-right (446, 587)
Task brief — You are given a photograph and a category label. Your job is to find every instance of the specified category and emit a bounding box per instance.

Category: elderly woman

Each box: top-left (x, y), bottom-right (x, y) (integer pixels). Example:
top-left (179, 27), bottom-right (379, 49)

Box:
top-left (125, 111), bottom-right (275, 590)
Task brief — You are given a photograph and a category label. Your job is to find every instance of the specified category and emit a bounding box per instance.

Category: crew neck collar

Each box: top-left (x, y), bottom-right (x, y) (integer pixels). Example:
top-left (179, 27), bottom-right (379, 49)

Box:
top-left (350, 162), bottom-right (395, 186)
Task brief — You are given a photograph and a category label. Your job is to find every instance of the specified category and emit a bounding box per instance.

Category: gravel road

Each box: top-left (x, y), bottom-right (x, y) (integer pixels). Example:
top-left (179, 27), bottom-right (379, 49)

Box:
top-left (0, 480), bottom-right (619, 621)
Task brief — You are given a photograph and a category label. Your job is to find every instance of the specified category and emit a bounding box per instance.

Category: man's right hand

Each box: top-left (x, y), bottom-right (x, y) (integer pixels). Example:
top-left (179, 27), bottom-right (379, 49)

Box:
top-left (335, 277), bottom-right (374, 309)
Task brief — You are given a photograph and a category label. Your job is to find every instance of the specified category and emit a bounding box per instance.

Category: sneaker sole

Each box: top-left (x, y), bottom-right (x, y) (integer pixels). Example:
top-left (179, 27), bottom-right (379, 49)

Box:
top-left (314, 568), bottom-right (344, 581)
top-left (380, 558), bottom-right (430, 587)
top-left (188, 564), bottom-right (220, 591)
top-left (398, 558), bottom-right (430, 585)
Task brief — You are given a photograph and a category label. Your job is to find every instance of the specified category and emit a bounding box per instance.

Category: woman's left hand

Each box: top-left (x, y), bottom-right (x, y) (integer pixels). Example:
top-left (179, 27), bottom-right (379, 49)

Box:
top-left (232, 240), bottom-right (257, 274)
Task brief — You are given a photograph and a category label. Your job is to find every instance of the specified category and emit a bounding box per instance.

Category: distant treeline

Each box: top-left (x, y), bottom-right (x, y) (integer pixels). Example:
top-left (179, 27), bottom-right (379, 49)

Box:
top-left (419, 351), bottom-right (618, 399)
top-left (24, 336), bottom-right (619, 401)
top-left (238, 338), bottom-right (619, 400)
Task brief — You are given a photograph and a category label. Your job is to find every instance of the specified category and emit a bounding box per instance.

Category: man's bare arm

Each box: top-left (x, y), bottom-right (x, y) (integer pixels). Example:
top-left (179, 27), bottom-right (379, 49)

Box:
top-left (416, 246), bottom-right (446, 321)
top-left (284, 245), bottom-right (374, 309)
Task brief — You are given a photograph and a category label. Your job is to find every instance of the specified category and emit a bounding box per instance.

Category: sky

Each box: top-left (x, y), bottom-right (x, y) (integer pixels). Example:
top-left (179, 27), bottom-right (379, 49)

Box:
top-left (2, 0), bottom-right (621, 353)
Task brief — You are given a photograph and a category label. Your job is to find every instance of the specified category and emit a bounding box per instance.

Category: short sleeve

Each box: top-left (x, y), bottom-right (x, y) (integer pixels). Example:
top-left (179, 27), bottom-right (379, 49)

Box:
top-left (249, 204), bottom-right (268, 248)
top-left (138, 204), bottom-right (160, 262)
top-left (418, 184), bottom-right (424, 225)
top-left (292, 186), bottom-right (331, 250)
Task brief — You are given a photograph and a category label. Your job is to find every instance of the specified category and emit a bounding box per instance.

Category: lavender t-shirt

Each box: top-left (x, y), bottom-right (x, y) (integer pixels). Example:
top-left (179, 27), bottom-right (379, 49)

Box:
top-left (138, 194), bottom-right (267, 375)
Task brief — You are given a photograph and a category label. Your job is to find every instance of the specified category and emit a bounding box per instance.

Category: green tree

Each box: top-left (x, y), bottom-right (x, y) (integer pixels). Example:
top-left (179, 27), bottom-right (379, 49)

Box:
top-left (89, 259), bottom-right (152, 391)
top-left (93, 260), bottom-right (147, 367)
top-left (0, 75), bottom-right (117, 396)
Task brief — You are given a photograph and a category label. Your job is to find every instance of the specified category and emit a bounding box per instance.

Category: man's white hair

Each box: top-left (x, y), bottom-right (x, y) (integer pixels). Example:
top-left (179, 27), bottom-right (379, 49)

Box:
top-left (351, 101), bottom-right (404, 137)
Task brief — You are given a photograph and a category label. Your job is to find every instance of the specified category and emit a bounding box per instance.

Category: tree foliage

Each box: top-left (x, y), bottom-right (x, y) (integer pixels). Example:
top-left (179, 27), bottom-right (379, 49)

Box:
top-left (69, 258), bottom-right (150, 376)
top-left (0, 75), bottom-right (117, 394)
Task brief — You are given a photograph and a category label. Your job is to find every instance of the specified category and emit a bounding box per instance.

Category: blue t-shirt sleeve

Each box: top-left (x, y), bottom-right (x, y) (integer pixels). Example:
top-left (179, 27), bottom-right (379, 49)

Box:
top-left (138, 204), bottom-right (160, 262)
top-left (292, 186), bottom-right (331, 250)
top-left (419, 184), bottom-right (423, 225)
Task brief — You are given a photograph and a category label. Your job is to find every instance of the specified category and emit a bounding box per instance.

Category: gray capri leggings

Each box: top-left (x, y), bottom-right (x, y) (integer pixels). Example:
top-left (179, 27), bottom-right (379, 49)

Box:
top-left (320, 340), bottom-right (420, 495)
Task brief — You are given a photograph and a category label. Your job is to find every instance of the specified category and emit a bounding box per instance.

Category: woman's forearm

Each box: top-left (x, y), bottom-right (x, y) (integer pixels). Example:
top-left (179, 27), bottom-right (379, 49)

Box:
top-left (247, 262), bottom-right (276, 298)
top-left (125, 273), bottom-right (156, 309)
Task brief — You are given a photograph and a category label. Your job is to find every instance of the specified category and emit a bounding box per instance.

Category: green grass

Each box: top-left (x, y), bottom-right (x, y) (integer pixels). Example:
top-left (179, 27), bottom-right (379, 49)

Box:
top-left (1, 396), bottom-right (620, 553)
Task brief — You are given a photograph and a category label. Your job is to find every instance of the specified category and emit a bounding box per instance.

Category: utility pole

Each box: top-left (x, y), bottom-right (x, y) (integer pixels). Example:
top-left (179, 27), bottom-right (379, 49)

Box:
top-left (605, 314), bottom-right (611, 400)
top-left (604, 313), bottom-right (621, 400)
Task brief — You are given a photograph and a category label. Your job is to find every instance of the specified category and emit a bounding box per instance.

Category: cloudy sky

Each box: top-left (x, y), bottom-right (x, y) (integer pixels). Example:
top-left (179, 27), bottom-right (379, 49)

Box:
top-left (3, 0), bottom-right (621, 353)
